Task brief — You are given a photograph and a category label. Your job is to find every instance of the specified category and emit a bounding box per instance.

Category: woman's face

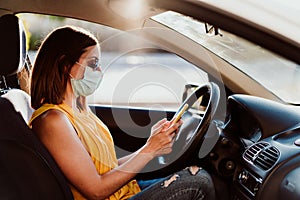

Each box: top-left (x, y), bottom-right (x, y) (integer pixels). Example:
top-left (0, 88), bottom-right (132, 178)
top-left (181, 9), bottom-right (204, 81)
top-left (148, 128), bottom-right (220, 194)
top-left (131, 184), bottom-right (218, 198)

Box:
top-left (70, 44), bottom-right (101, 79)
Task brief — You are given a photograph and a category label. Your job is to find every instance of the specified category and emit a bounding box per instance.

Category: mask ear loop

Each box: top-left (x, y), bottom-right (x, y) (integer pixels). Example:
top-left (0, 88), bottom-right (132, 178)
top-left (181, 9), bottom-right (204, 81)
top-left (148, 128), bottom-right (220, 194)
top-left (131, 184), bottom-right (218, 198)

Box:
top-left (69, 73), bottom-right (75, 79)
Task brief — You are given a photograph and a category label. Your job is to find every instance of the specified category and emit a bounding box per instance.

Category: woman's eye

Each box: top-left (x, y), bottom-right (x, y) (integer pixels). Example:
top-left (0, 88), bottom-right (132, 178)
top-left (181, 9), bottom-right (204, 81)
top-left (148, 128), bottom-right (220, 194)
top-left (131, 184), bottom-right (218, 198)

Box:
top-left (87, 61), bottom-right (98, 69)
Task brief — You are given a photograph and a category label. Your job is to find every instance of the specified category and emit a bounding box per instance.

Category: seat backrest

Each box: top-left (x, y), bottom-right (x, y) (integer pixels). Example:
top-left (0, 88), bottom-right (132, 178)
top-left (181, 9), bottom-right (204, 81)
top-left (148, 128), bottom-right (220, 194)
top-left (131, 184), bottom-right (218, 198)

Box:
top-left (0, 97), bottom-right (74, 200)
top-left (0, 14), bottom-right (73, 200)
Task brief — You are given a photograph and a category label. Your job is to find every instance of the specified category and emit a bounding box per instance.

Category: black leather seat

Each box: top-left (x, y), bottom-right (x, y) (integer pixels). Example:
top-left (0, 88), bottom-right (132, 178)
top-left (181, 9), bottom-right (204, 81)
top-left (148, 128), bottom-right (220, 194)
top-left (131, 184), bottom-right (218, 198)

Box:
top-left (0, 14), bottom-right (73, 200)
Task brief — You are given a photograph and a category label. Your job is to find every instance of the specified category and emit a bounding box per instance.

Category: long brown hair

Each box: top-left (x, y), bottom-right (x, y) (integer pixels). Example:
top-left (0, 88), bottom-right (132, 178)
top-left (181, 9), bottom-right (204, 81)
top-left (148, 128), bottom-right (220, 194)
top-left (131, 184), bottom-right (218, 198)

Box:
top-left (30, 26), bottom-right (98, 109)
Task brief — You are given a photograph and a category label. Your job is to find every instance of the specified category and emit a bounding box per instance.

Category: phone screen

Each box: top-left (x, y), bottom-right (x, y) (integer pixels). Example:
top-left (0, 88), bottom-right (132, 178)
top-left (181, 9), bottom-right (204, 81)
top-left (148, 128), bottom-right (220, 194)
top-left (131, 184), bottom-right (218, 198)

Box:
top-left (171, 103), bottom-right (189, 125)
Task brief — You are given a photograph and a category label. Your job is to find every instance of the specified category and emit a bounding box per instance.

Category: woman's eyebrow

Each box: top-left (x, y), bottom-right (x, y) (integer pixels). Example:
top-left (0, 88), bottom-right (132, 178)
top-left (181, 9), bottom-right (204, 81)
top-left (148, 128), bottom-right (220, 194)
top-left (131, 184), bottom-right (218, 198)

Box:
top-left (87, 56), bottom-right (99, 61)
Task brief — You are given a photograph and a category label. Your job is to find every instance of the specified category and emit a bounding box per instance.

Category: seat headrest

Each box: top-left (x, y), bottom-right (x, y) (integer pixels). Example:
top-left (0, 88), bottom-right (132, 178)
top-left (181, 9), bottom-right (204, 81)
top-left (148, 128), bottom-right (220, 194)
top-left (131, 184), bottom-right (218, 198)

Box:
top-left (0, 14), bottom-right (26, 76)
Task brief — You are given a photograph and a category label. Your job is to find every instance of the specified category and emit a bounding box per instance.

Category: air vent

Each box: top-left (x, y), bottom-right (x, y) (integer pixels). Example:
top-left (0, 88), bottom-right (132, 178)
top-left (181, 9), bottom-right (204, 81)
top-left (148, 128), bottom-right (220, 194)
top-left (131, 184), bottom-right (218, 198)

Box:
top-left (243, 142), bottom-right (279, 171)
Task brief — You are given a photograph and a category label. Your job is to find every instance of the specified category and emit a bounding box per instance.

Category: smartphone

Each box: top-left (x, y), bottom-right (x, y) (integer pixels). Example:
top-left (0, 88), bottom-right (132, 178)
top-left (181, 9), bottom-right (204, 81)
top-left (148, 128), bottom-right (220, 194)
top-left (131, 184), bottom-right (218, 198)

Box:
top-left (171, 103), bottom-right (189, 125)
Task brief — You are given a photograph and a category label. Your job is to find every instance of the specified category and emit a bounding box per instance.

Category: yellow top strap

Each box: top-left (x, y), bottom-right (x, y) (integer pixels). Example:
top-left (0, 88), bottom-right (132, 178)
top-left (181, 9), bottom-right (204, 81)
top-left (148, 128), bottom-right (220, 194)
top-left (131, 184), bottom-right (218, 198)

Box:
top-left (29, 103), bottom-right (140, 200)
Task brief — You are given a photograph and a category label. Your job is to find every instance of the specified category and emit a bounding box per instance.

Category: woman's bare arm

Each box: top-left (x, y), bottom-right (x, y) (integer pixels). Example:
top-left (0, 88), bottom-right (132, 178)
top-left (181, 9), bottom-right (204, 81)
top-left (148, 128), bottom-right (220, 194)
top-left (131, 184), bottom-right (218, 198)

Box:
top-left (32, 110), bottom-right (181, 200)
top-left (118, 118), bottom-right (173, 165)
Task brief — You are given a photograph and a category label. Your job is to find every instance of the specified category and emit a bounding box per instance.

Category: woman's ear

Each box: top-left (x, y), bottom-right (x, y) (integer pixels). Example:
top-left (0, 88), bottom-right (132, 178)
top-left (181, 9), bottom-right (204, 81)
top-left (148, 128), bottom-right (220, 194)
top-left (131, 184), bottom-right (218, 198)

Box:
top-left (58, 54), bottom-right (71, 74)
top-left (57, 54), bottom-right (65, 67)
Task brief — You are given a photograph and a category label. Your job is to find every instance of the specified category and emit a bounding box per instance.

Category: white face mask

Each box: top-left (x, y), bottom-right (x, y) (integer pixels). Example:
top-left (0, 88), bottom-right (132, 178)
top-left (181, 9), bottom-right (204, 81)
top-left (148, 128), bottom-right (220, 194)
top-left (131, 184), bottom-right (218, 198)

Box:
top-left (70, 66), bottom-right (103, 97)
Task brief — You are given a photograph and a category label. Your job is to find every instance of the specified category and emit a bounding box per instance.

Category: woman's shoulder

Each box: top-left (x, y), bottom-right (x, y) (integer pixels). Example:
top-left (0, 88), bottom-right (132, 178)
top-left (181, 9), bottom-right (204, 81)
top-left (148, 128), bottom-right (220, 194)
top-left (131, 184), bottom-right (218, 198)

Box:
top-left (29, 103), bottom-right (73, 126)
top-left (33, 108), bottom-right (70, 129)
top-left (31, 107), bottom-right (78, 143)
top-left (41, 109), bottom-right (67, 121)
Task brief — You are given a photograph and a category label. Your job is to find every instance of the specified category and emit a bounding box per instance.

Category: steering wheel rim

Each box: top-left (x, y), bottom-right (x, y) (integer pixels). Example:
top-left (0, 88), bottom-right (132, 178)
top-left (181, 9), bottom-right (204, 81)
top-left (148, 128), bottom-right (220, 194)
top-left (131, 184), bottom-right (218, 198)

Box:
top-left (158, 82), bottom-right (220, 167)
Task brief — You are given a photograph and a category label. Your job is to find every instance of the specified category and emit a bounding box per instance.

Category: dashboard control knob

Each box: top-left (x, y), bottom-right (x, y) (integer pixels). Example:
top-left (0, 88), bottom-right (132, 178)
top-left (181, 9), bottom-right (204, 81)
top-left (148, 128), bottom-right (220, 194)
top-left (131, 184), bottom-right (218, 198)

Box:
top-left (226, 160), bottom-right (235, 170)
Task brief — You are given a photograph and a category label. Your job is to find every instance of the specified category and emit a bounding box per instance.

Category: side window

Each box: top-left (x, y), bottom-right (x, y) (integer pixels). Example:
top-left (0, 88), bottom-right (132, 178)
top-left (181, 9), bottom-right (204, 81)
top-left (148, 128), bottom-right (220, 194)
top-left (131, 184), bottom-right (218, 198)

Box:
top-left (20, 14), bottom-right (208, 110)
top-left (93, 48), bottom-right (208, 110)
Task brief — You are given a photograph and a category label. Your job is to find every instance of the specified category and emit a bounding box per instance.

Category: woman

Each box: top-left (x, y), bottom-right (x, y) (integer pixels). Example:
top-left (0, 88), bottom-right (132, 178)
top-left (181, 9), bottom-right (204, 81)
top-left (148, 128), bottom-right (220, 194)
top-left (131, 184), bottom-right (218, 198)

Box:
top-left (29, 26), bottom-right (216, 200)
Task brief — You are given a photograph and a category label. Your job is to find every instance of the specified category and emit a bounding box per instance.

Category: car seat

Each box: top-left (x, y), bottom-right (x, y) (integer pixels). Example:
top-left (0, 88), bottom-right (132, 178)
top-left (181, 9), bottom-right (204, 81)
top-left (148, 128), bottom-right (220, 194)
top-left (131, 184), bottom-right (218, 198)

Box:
top-left (0, 13), bottom-right (33, 123)
top-left (0, 14), bottom-right (74, 200)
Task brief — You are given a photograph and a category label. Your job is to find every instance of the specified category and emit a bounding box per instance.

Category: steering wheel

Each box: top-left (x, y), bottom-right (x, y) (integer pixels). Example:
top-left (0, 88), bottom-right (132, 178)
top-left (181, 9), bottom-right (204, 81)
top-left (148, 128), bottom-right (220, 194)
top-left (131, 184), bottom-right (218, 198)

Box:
top-left (156, 82), bottom-right (221, 170)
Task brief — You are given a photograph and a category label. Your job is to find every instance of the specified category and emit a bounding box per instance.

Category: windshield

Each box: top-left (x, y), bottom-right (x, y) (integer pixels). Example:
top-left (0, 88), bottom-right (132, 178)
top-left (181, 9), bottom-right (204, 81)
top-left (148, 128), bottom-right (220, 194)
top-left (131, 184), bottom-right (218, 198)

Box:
top-left (151, 11), bottom-right (300, 104)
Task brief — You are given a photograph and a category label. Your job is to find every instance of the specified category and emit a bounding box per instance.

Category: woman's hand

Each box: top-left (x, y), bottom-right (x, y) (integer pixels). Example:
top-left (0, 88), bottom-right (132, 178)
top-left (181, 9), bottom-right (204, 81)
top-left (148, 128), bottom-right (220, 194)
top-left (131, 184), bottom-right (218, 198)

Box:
top-left (141, 118), bottom-right (183, 158)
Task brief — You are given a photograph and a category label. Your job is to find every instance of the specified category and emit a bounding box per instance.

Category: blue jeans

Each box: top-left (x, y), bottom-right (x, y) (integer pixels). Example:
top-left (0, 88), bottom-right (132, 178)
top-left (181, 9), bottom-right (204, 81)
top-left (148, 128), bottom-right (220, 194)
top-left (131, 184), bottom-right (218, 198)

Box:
top-left (129, 168), bottom-right (216, 200)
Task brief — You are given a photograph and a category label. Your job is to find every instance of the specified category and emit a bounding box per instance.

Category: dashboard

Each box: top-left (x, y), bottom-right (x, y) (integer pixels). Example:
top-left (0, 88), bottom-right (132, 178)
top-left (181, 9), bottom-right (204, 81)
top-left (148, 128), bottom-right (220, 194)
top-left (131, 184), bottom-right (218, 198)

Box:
top-left (204, 94), bottom-right (300, 200)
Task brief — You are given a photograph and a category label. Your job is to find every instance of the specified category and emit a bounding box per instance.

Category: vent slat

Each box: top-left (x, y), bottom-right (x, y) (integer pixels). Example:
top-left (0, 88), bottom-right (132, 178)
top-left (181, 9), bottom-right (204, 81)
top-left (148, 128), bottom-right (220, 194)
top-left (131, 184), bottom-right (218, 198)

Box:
top-left (256, 158), bottom-right (272, 168)
top-left (255, 159), bottom-right (271, 170)
top-left (257, 154), bottom-right (275, 163)
top-left (261, 151), bottom-right (278, 160)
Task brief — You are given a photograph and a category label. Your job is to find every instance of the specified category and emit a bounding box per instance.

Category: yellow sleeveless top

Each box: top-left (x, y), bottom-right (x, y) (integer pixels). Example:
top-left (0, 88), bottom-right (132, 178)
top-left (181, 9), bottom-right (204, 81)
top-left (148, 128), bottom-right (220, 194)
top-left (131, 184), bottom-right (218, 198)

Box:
top-left (29, 103), bottom-right (141, 200)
